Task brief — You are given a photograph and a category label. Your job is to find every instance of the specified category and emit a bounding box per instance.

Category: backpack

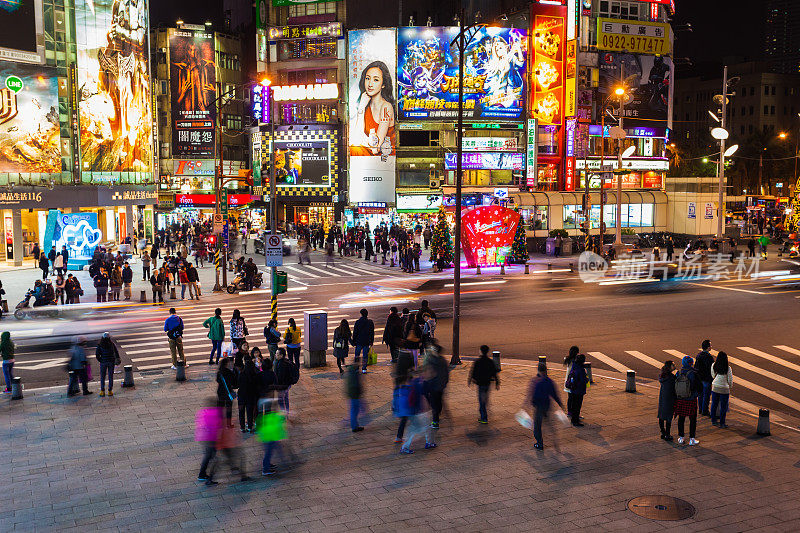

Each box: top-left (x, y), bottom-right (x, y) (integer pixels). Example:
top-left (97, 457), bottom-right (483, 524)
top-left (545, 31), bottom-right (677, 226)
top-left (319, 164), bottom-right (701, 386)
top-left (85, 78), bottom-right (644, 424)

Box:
top-left (675, 370), bottom-right (692, 400)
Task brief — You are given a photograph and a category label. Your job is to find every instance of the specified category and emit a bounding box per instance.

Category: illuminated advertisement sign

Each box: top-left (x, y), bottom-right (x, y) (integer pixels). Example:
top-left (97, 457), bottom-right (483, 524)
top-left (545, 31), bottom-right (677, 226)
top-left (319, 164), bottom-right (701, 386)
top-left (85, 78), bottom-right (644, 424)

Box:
top-left (565, 118), bottom-right (576, 157)
top-left (251, 84), bottom-right (270, 124)
top-left (347, 29), bottom-right (397, 203)
top-left (445, 152), bottom-right (524, 171)
top-left (268, 21), bottom-right (342, 40)
top-left (271, 83), bottom-right (339, 101)
top-left (526, 118), bottom-right (537, 187)
top-left (588, 125), bottom-right (667, 138)
top-left (461, 205), bottom-right (521, 267)
top-left (462, 137), bottom-right (518, 151)
top-left (565, 39), bottom-right (577, 117)
top-left (397, 26), bottom-right (527, 121)
top-left (596, 18), bottom-right (671, 55)
top-left (175, 193), bottom-right (253, 207)
top-left (531, 2), bottom-right (567, 126)
top-left (272, 0), bottom-right (341, 5)
top-left (396, 194), bottom-right (443, 212)
top-left (170, 29), bottom-right (216, 158)
top-left (173, 160), bottom-right (216, 176)
top-left (45, 210), bottom-right (102, 265)
top-left (599, 52), bottom-right (673, 127)
top-left (76, 0), bottom-right (153, 172)
top-left (0, 0), bottom-right (43, 64)
top-left (0, 63), bottom-right (60, 173)
top-left (577, 159), bottom-right (669, 171)
top-left (579, 171), bottom-right (663, 189)
top-left (271, 139), bottom-right (331, 187)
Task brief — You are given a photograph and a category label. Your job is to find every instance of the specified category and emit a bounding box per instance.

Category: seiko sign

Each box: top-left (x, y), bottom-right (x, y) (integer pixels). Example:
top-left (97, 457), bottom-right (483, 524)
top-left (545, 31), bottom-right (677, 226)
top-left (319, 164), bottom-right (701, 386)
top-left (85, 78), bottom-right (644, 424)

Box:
top-left (271, 83), bottom-right (339, 102)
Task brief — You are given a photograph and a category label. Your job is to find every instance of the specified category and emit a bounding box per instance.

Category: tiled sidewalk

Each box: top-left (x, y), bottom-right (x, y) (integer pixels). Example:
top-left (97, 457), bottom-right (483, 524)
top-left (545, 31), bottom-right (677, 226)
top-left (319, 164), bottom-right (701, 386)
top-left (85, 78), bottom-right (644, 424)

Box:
top-left (3, 357), bottom-right (799, 532)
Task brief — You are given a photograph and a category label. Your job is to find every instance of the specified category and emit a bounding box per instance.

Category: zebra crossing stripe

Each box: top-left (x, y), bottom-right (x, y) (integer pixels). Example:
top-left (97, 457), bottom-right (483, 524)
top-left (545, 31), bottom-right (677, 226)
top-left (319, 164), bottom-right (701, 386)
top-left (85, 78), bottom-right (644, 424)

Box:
top-left (710, 349), bottom-right (800, 392)
top-left (281, 265), bottom-right (320, 278)
top-left (755, 346), bottom-right (800, 373)
top-left (587, 351), bottom-right (630, 373)
top-left (624, 350), bottom-right (663, 368)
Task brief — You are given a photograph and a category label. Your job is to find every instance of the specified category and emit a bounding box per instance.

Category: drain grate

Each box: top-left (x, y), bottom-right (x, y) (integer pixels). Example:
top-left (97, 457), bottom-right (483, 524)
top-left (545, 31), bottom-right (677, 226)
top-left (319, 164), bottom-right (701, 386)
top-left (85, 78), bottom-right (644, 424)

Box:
top-left (628, 495), bottom-right (695, 521)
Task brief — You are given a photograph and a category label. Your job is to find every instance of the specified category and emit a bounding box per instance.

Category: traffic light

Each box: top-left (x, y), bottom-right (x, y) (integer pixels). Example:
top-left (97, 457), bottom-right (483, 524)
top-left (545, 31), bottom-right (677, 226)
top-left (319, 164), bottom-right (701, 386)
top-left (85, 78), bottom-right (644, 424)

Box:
top-left (275, 270), bottom-right (288, 294)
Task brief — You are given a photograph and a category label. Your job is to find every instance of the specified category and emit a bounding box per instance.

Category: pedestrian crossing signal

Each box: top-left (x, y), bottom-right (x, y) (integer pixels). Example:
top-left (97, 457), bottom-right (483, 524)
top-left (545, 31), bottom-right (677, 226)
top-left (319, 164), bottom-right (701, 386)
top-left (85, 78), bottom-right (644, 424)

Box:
top-left (275, 270), bottom-right (288, 294)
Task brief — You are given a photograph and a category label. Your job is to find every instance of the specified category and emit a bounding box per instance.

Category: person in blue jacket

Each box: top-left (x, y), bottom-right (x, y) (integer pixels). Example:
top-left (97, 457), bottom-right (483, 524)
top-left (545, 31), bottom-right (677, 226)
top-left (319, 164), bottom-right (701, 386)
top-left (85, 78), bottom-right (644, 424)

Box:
top-left (527, 362), bottom-right (564, 450)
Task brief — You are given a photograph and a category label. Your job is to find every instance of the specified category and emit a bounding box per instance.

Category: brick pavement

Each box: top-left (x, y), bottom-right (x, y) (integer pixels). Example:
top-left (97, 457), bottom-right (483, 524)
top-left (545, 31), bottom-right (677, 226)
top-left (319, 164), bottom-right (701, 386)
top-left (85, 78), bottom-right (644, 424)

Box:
top-left (3, 356), bottom-right (800, 532)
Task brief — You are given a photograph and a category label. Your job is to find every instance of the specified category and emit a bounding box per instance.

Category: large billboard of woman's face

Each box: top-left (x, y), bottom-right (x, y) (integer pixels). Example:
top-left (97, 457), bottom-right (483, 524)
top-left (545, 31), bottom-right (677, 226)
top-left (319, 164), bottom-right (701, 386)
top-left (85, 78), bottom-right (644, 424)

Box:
top-left (75, 0), bottom-right (153, 172)
top-left (397, 26), bottom-right (527, 121)
top-left (347, 29), bottom-right (396, 204)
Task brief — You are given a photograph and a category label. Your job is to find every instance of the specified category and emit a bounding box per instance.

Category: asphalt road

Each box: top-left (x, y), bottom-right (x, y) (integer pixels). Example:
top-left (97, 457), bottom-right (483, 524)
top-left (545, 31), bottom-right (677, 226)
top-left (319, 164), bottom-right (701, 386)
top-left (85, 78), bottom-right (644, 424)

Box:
top-left (6, 250), bottom-right (800, 422)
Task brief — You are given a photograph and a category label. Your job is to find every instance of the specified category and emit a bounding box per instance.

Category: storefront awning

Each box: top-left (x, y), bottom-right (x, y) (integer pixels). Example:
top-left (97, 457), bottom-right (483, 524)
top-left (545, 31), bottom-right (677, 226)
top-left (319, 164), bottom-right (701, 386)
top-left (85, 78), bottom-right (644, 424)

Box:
top-left (510, 191), bottom-right (667, 208)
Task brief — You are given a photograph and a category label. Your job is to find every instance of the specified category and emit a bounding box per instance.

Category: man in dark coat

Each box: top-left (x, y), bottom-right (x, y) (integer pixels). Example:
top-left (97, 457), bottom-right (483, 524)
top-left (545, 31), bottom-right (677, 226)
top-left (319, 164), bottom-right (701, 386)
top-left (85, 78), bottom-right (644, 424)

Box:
top-left (382, 307), bottom-right (404, 363)
top-left (352, 308), bottom-right (375, 374)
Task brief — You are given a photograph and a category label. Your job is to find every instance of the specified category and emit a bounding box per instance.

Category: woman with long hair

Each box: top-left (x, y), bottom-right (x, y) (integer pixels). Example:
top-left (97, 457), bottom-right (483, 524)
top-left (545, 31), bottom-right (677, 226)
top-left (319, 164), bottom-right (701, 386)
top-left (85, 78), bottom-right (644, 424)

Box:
top-left (710, 351), bottom-right (733, 428)
top-left (349, 60), bottom-right (396, 157)
top-left (563, 345), bottom-right (579, 416)
top-left (216, 358), bottom-right (238, 428)
top-left (333, 319), bottom-right (352, 374)
top-left (657, 360), bottom-right (677, 441)
top-left (230, 309), bottom-right (248, 349)
top-left (1, 331), bottom-right (14, 393)
top-left (284, 318), bottom-right (302, 367)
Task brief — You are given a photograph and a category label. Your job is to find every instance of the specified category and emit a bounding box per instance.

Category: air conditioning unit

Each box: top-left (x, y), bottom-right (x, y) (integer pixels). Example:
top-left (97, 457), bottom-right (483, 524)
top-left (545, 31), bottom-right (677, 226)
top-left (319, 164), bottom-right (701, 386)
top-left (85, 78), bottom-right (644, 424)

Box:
top-left (429, 177), bottom-right (441, 189)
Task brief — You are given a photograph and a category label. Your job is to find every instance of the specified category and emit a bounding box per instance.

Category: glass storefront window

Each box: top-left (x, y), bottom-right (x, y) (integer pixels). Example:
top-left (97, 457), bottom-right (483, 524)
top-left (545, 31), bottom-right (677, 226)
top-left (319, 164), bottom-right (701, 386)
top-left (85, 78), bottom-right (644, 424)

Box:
top-left (627, 203), bottom-right (642, 227)
top-left (537, 164), bottom-right (558, 191)
top-left (641, 203), bottom-right (654, 226)
top-left (521, 206), bottom-right (548, 230)
top-left (563, 205), bottom-right (580, 229)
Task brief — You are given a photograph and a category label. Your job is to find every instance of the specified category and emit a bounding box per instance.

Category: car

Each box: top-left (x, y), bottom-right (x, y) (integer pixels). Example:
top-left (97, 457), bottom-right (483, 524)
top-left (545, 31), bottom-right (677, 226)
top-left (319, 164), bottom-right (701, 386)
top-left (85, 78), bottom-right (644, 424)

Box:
top-left (253, 232), bottom-right (292, 256)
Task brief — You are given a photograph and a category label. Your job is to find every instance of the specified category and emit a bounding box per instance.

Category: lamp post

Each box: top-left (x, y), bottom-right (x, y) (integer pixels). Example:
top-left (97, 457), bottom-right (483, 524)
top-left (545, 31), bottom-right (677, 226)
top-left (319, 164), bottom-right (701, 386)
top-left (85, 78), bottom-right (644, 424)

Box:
top-left (259, 78), bottom-right (279, 322)
top-left (613, 85), bottom-right (626, 248)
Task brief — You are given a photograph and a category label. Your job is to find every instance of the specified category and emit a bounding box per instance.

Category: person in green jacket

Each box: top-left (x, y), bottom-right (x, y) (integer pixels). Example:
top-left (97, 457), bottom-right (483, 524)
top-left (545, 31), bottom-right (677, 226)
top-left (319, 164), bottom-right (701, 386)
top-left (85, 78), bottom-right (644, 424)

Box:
top-left (203, 308), bottom-right (226, 365)
top-left (758, 234), bottom-right (770, 260)
top-left (1, 331), bottom-right (14, 393)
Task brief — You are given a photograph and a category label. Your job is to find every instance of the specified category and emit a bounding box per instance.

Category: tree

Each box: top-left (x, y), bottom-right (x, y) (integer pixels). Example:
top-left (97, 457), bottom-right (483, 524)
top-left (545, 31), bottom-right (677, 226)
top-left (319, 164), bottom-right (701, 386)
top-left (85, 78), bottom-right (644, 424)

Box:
top-left (509, 213), bottom-right (528, 263)
top-left (430, 205), bottom-right (453, 267)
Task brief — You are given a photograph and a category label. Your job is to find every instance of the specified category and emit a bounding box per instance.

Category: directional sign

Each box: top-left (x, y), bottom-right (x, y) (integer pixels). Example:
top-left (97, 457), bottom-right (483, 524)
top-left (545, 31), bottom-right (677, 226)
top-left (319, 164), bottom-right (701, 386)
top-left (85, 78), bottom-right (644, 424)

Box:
top-left (220, 189), bottom-right (229, 216)
top-left (265, 233), bottom-right (283, 267)
top-left (222, 222), bottom-right (229, 247)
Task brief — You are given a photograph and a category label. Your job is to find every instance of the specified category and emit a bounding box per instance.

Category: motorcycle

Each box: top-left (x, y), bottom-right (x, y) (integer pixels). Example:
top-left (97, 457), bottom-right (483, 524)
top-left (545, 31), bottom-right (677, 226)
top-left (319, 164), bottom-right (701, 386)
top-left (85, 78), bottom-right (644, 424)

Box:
top-left (226, 269), bottom-right (264, 294)
top-left (14, 290), bottom-right (58, 320)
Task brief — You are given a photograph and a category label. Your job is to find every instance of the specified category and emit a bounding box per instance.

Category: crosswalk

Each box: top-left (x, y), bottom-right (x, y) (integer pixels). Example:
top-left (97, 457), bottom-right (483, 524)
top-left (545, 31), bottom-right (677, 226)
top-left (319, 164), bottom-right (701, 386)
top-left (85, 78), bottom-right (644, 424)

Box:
top-left (278, 259), bottom-right (402, 281)
top-left (587, 345), bottom-right (800, 416)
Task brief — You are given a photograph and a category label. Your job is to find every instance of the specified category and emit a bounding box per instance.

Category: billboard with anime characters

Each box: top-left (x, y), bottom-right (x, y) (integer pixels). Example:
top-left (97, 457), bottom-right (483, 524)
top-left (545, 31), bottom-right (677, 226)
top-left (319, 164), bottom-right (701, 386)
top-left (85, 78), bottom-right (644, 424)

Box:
top-left (75, 0), bottom-right (153, 172)
top-left (397, 26), bottom-right (527, 121)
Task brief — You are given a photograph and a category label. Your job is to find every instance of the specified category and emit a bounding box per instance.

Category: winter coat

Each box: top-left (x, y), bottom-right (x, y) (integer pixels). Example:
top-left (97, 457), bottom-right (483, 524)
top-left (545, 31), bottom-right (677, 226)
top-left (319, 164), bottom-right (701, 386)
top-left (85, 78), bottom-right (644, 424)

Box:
top-left (122, 266), bottom-right (133, 283)
top-left (333, 327), bottom-right (350, 359)
top-left (695, 350), bottom-right (714, 382)
top-left (382, 312), bottom-right (404, 347)
top-left (352, 316), bottom-right (374, 346)
top-left (711, 366), bottom-right (733, 394)
top-left (95, 339), bottom-right (119, 365)
top-left (657, 373), bottom-right (677, 419)
top-left (203, 315), bottom-right (225, 341)
top-left (237, 364), bottom-right (261, 401)
top-left (68, 345), bottom-right (88, 371)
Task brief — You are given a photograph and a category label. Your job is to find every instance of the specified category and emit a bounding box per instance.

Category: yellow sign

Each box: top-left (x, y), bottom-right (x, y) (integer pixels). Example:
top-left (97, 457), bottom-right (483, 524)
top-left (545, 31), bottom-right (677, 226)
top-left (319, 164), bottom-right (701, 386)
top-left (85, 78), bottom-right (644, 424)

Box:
top-left (596, 18), bottom-right (671, 55)
top-left (565, 39), bottom-right (577, 118)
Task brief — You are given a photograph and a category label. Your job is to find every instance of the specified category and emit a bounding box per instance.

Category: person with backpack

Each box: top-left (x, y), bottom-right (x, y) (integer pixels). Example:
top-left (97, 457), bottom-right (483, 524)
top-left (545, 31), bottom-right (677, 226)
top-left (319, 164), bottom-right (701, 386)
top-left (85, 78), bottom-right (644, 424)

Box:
top-left (710, 351), bottom-right (733, 428)
top-left (274, 348), bottom-right (298, 411)
top-left (527, 362), bottom-right (564, 450)
top-left (658, 360), bottom-right (677, 441)
top-left (284, 318), bottom-right (302, 367)
top-left (468, 345), bottom-right (500, 424)
top-left (333, 319), bottom-right (352, 374)
top-left (674, 356), bottom-right (702, 445)
top-left (565, 353), bottom-right (588, 426)
top-left (352, 309), bottom-right (375, 374)
top-left (345, 356), bottom-right (365, 432)
top-left (396, 374), bottom-right (436, 453)
top-left (230, 309), bottom-right (248, 349)
top-left (163, 307), bottom-right (186, 370)
top-left (263, 319), bottom-right (281, 361)
top-left (424, 343), bottom-right (449, 429)
top-left (695, 339), bottom-right (714, 416)
top-left (203, 308), bottom-right (226, 365)
top-left (95, 332), bottom-right (120, 397)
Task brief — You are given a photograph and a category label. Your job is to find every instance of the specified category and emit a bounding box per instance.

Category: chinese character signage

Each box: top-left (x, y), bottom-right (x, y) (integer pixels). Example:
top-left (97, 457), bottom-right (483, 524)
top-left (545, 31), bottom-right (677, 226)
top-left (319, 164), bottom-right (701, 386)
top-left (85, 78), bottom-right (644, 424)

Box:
top-left (444, 152), bottom-right (524, 171)
top-left (0, 62), bottom-right (60, 173)
top-left (596, 18), bottom-right (671, 55)
top-left (526, 118), bottom-right (537, 187)
top-left (252, 84), bottom-right (270, 124)
top-left (397, 26), bottom-right (527, 121)
top-left (272, 0), bottom-right (340, 5)
top-left (76, 0), bottom-right (153, 172)
top-left (268, 22), bottom-right (342, 40)
top-left (531, 2), bottom-right (567, 126)
top-left (598, 52), bottom-right (673, 127)
top-left (170, 29), bottom-right (217, 158)
top-left (347, 29), bottom-right (397, 203)
top-left (462, 137), bottom-right (518, 151)
top-left (461, 205), bottom-right (521, 267)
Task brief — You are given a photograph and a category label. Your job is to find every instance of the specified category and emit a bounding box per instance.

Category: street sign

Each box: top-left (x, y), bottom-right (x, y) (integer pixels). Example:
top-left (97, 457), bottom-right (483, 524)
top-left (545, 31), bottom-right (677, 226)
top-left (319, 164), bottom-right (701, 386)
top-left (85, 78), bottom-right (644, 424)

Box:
top-left (265, 233), bottom-right (283, 267)
top-left (222, 222), bottom-right (229, 247)
top-left (220, 189), bottom-right (229, 216)
top-left (213, 213), bottom-right (224, 233)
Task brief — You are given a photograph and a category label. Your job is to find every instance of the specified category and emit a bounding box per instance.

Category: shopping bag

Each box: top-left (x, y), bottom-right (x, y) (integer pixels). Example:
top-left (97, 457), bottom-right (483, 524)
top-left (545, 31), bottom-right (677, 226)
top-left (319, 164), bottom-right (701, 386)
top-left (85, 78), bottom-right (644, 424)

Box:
top-left (554, 409), bottom-right (570, 426)
top-left (367, 349), bottom-right (378, 366)
top-left (515, 410), bottom-right (532, 430)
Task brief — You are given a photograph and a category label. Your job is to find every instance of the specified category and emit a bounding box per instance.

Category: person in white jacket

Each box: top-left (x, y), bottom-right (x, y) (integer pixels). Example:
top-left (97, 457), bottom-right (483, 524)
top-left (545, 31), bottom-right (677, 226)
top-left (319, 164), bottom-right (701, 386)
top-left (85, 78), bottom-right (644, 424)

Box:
top-left (710, 351), bottom-right (733, 428)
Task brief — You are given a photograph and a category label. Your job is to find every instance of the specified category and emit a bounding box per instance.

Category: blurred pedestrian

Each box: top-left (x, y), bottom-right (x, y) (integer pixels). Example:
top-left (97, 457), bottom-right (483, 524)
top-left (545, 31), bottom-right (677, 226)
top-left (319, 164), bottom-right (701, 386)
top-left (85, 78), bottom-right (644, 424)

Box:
top-left (257, 399), bottom-right (288, 476)
top-left (398, 375), bottom-right (436, 453)
top-left (563, 346), bottom-right (578, 416)
top-left (468, 345), bottom-right (499, 424)
top-left (710, 351), bottom-right (733, 428)
top-left (216, 358), bottom-right (237, 427)
top-left (203, 308), bottom-right (225, 365)
top-left (353, 308), bottom-right (374, 374)
top-left (565, 353), bottom-right (588, 426)
top-left (238, 357), bottom-right (260, 433)
top-left (345, 356), bottom-right (365, 432)
top-left (403, 313), bottom-right (423, 369)
top-left (333, 319), bottom-right (351, 374)
top-left (424, 343), bottom-right (449, 429)
top-left (95, 332), bottom-right (120, 397)
top-left (1, 331), bottom-right (14, 393)
top-left (196, 399), bottom-right (224, 485)
top-left (164, 307), bottom-right (186, 369)
top-left (528, 362), bottom-right (564, 450)
top-left (658, 360), bottom-right (676, 441)
top-left (67, 336), bottom-right (92, 396)
top-left (283, 318), bottom-right (301, 367)
top-left (230, 309), bottom-right (248, 349)
top-left (263, 319), bottom-right (281, 361)
top-left (674, 355), bottom-right (701, 446)
top-left (695, 339), bottom-right (714, 416)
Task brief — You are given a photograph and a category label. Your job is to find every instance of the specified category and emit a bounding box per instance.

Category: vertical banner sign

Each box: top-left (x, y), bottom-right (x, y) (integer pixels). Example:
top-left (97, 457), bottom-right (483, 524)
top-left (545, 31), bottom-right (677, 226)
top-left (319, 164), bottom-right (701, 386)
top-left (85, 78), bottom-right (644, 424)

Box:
top-left (68, 64), bottom-right (81, 181)
top-left (565, 40), bottom-right (577, 118)
top-left (151, 79), bottom-right (159, 180)
top-left (530, 2), bottom-right (568, 126)
top-left (251, 130), bottom-right (262, 190)
top-left (4, 214), bottom-right (13, 259)
top-left (75, 0), bottom-right (153, 172)
top-left (565, 118), bottom-right (576, 191)
top-left (567, 0), bottom-right (578, 40)
top-left (526, 118), bottom-right (537, 187)
top-left (347, 29), bottom-right (397, 204)
top-left (170, 29), bottom-right (217, 157)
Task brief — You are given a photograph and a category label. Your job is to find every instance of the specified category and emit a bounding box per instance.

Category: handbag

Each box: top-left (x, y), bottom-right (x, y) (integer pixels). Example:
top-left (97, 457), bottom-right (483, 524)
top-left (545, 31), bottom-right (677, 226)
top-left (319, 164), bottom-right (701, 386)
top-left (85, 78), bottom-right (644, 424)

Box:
top-left (367, 349), bottom-right (378, 366)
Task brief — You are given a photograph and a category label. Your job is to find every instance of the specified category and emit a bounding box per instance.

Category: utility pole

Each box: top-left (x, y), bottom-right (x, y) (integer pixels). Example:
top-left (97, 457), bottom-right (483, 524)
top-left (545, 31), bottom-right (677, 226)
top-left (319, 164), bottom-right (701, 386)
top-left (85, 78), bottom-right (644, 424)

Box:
top-left (269, 86), bottom-right (278, 322)
top-left (716, 65), bottom-right (728, 239)
top-left (759, 151), bottom-right (764, 195)
top-left (614, 64), bottom-right (625, 247)
top-left (450, 6), bottom-right (466, 366)
top-left (599, 111), bottom-right (606, 239)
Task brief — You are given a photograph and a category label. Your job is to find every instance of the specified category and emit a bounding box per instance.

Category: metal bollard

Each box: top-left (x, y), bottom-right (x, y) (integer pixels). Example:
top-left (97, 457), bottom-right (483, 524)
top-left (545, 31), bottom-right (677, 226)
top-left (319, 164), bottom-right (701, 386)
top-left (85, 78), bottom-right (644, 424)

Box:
top-left (548, 263), bottom-right (552, 270)
top-left (67, 371), bottom-right (79, 395)
top-left (175, 360), bottom-right (186, 382)
top-left (500, 263), bottom-right (506, 275)
top-left (140, 290), bottom-right (147, 303)
top-left (756, 408), bottom-right (771, 436)
top-left (122, 365), bottom-right (135, 388)
top-left (10, 376), bottom-right (22, 400)
top-left (476, 264), bottom-right (481, 275)
top-left (524, 263), bottom-right (530, 274)
top-left (170, 286), bottom-right (177, 299)
top-left (538, 355), bottom-right (547, 366)
top-left (584, 361), bottom-right (593, 383)
top-left (625, 370), bottom-right (636, 393)
top-left (492, 350), bottom-right (501, 371)
top-left (569, 262), bottom-right (574, 272)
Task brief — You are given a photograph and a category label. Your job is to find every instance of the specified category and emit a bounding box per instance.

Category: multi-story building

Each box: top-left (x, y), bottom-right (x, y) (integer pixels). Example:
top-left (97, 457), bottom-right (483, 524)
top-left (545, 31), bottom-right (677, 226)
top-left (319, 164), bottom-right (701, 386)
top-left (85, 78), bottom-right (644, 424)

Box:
top-left (764, 0), bottom-right (800, 75)
top-left (0, 0), bottom-right (158, 267)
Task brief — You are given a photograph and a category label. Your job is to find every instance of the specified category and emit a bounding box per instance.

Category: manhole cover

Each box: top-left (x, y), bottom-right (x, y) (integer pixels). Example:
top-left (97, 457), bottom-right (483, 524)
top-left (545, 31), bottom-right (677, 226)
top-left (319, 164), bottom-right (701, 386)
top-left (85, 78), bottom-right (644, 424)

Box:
top-left (628, 495), bottom-right (695, 521)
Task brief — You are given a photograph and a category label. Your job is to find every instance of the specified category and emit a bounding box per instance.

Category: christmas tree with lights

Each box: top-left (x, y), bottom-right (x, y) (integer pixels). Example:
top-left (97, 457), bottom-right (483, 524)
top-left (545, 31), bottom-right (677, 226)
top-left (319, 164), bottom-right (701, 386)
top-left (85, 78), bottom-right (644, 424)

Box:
top-left (430, 205), bottom-right (453, 267)
top-left (510, 213), bottom-right (529, 263)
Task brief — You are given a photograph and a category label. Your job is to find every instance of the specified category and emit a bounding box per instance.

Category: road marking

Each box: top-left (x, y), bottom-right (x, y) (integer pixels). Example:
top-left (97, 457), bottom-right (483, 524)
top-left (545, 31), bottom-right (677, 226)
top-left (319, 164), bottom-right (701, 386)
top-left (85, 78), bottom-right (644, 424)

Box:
top-left (281, 265), bottom-right (320, 278)
top-left (587, 351), bottom-right (630, 373)
top-left (663, 349), bottom-right (800, 413)
top-left (302, 265), bottom-right (333, 277)
top-left (686, 283), bottom-right (767, 294)
top-left (739, 346), bottom-right (800, 374)
top-left (624, 350), bottom-right (664, 369)
top-left (715, 351), bottom-right (800, 392)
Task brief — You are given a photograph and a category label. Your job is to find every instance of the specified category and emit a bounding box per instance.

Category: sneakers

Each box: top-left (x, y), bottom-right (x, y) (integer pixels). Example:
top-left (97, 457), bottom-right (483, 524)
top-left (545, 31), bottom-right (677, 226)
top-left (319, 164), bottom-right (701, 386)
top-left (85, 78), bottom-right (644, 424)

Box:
top-left (197, 475), bottom-right (210, 482)
top-left (688, 438), bottom-right (700, 446)
top-left (400, 448), bottom-right (414, 454)
top-left (478, 419), bottom-right (488, 424)
top-left (430, 422), bottom-right (439, 429)
top-left (170, 365), bottom-right (177, 370)
top-left (393, 438), bottom-right (403, 443)
top-left (533, 443), bottom-right (543, 450)
top-left (352, 426), bottom-right (364, 433)
top-left (677, 437), bottom-right (685, 444)
top-left (361, 369), bottom-right (367, 374)
top-left (424, 442), bottom-right (437, 449)
top-left (108, 391), bottom-right (113, 397)
top-left (99, 391), bottom-right (105, 397)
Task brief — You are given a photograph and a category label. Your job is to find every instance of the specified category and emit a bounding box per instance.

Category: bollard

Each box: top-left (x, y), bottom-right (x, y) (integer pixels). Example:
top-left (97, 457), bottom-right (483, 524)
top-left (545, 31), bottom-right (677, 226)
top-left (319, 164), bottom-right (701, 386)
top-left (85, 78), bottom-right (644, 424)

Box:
top-left (625, 370), bottom-right (636, 393)
top-left (548, 263), bottom-right (552, 270)
top-left (170, 286), bottom-right (177, 299)
top-left (10, 376), bottom-right (22, 400)
top-left (140, 290), bottom-right (147, 303)
top-left (500, 263), bottom-right (506, 275)
top-left (524, 263), bottom-right (530, 274)
top-left (175, 360), bottom-right (186, 382)
top-left (492, 350), bottom-right (501, 371)
top-left (538, 355), bottom-right (547, 366)
top-left (584, 362), bottom-right (593, 383)
top-left (476, 264), bottom-right (481, 275)
top-left (756, 408), bottom-right (771, 436)
top-left (122, 365), bottom-right (135, 388)
top-left (569, 262), bottom-right (574, 272)
top-left (67, 371), bottom-right (79, 395)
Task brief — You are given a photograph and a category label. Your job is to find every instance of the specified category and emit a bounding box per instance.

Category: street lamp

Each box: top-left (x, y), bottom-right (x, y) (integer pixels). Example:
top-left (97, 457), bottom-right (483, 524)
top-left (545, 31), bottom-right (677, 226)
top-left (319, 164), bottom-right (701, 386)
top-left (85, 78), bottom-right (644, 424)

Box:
top-left (259, 77), bottom-right (280, 322)
top-left (712, 65), bottom-right (736, 239)
top-left (597, 86), bottom-right (627, 243)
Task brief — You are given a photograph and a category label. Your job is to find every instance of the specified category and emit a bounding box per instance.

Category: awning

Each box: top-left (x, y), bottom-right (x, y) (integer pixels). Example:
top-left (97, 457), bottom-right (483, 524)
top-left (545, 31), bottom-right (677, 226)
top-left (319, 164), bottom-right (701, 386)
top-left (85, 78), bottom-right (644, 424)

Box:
top-left (510, 190), bottom-right (667, 207)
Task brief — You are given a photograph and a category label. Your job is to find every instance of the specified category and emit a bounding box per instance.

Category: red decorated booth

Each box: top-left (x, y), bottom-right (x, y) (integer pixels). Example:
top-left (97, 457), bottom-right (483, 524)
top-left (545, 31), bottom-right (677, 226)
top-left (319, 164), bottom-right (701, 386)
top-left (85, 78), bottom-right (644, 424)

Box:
top-left (461, 205), bottom-right (521, 267)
